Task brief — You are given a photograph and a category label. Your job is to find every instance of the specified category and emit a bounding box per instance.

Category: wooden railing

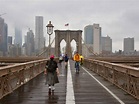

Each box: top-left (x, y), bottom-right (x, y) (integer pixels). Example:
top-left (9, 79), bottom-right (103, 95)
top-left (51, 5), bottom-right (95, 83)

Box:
top-left (0, 59), bottom-right (47, 99)
top-left (83, 59), bottom-right (139, 99)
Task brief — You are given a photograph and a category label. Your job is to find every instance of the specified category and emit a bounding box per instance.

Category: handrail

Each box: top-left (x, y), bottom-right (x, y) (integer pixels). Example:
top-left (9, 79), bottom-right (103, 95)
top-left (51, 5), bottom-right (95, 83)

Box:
top-left (0, 59), bottom-right (48, 99)
top-left (83, 59), bottom-right (139, 99)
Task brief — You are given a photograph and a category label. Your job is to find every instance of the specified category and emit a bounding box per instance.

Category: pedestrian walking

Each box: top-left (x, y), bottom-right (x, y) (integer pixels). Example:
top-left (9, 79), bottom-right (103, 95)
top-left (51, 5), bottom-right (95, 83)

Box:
top-left (59, 54), bottom-right (63, 65)
top-left (44, 55), bottom-right (59, 94)
top-left (64, 54), bottom-right (69, 69)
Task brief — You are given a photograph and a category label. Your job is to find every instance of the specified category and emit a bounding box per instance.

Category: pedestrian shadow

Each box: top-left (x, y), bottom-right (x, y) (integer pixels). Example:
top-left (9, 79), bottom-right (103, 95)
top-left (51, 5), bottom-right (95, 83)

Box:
top-left (45, 92), bottom-right (59, 104)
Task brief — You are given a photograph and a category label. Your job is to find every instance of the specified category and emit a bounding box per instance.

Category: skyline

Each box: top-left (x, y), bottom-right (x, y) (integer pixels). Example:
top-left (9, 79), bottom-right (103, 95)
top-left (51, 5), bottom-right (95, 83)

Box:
top-left (0, 0), bottom-right (139, 52)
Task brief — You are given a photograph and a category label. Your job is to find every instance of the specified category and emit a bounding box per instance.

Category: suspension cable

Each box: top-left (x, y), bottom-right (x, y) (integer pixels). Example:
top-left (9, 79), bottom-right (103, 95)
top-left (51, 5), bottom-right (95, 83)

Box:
top-left (37, 37), bottom-right (55, 57)
top-left (81, 37), bottom-right (97, 56)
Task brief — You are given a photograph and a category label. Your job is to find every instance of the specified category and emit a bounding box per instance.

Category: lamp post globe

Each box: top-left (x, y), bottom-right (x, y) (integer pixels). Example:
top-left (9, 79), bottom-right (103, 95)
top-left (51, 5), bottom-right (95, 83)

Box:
top-left (46, 21), bottom-right (54, 35)
top-left (46, 21), bottom-right (54, 57)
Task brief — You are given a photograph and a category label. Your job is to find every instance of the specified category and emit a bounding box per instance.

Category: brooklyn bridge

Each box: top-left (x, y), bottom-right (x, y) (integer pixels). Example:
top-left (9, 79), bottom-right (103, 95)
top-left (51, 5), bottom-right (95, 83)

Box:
top-left (0, 30), bottom-right (139, 104)
top-left (0, 56), bottom-right (139, 104)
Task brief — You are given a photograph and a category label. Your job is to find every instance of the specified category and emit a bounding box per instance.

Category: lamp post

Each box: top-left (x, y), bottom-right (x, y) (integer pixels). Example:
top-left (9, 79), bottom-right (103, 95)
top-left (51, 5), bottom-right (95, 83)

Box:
top-left (76, 42), bottom-right (79, 52)
top-left (46, 21), bottom-right (54, 57)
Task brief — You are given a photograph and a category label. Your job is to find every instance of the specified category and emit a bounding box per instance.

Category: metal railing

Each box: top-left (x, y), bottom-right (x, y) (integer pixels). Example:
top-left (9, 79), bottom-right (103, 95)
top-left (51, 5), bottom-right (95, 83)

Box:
top-left (83, 59), bottom-right (139, 99)
top-left (0, 59), bottom-right (47, 99)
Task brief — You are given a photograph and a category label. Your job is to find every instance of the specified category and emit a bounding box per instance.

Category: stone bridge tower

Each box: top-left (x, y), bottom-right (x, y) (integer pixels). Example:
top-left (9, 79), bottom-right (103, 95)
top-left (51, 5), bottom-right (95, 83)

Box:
top-left (55, 30), bottom-right (82, 58)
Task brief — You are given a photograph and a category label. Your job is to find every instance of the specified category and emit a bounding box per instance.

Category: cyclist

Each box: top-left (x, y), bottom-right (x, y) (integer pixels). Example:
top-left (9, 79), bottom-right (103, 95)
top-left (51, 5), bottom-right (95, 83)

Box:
top-left (73, 51), bottom-right (81, 72)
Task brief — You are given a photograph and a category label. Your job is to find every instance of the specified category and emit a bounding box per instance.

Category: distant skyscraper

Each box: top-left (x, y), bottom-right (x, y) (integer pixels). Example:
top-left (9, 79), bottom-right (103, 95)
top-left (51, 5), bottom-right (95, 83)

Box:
top-left (83, 24), bottom-right (101, 56)
top-left (101, 36), bottom-right (112, 54)
top-left (93, 24), bottom-right (101, 54)
top-left (84, 25), bottom-right (93, 44)
top-left (8, 36), bottom-right (12, 45)
top-left (0, 17), bottom-right (8, 56)
top-left (14, 27), bottom-right (22, 47)
top-left (26, 29), bottom-right (35, 56)
top-left (3, 23), bottom-right (8, 54)
top-left (0, 17), bottom-right (4, 54)
top-left (124, 37), bottom-right (134, 54)
top-left (7, 36), bottom-right (13, 56)
top-left (35, 16), bottom-right (44, 53)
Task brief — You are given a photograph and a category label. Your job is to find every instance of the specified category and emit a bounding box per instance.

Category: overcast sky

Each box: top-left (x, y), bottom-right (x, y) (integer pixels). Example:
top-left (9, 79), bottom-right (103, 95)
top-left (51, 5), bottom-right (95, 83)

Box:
top-left (0, 0), bottom-right (139, 52)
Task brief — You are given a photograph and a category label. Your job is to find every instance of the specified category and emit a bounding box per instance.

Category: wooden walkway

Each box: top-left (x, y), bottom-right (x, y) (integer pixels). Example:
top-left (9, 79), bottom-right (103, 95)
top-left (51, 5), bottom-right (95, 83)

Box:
top-left (0, 60), bottom-right (138, 104)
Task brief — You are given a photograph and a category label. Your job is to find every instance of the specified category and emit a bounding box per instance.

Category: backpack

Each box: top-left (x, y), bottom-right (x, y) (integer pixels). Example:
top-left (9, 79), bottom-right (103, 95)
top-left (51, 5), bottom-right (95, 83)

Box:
top-left (47, 60), bottom-right (57, 73)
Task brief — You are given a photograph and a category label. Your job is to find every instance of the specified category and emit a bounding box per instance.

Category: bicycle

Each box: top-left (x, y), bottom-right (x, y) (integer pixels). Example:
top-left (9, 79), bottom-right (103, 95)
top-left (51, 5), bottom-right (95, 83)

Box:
top-left (75, 61), bottom-right (80, 73)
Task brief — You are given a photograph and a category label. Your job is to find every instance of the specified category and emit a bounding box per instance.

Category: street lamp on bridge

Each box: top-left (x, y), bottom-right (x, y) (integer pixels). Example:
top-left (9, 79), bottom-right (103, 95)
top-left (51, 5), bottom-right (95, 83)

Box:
top-left (46, 21), bottom-right (54, 57)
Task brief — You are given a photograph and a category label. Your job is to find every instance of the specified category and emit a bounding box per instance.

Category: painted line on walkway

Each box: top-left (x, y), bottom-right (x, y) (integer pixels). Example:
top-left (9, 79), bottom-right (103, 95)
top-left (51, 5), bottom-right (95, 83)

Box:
top-left (82, 67), bottom-right (125, 104)
top-left (66, 61), bottom-right (75, 104)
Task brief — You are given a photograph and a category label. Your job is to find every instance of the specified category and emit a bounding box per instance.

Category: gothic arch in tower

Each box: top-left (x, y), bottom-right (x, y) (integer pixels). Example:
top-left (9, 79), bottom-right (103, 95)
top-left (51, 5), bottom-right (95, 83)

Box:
top-left (55, 30), bottom-right (82, 58)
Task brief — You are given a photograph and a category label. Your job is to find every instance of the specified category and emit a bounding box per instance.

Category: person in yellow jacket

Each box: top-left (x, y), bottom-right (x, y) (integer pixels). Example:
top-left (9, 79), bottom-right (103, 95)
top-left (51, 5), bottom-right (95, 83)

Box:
top-left (73, 52), bottom-right (80, 61)
top-left (73, 51), bottom-right (81, 72)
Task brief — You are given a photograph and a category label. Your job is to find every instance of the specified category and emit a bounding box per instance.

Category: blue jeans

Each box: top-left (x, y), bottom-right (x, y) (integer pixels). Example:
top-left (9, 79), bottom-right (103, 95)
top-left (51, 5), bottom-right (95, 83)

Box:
top-left (75, 61), bottom-right (80, 71)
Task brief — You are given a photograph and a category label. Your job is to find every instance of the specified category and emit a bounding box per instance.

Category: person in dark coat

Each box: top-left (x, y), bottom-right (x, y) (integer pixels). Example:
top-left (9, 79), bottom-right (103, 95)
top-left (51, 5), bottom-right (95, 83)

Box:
top-left (44, 55), bottom-right (59, 93)
top-left (64, 54), bottom-right (69, 68)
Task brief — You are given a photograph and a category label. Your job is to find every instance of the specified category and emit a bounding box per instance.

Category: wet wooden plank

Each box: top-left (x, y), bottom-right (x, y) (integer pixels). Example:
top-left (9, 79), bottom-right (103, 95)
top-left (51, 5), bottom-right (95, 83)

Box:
top-left (70, 61), bottom-right (120, 104)
top-left (0, 60), bottom-right (139, 104)
top-left (0, 62), bottom-right (67, 104)
top-left (70, 60), bottom-right (139, 104)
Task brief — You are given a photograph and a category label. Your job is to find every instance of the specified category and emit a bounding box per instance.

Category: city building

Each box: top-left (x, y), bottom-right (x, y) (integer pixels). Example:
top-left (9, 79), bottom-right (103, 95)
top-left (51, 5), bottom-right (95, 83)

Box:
top-left (124, 37), bottom-right (134, 54)
top-left (0, 17), bottom-right (8, 56)
top-left (84, 25), bottom-right (93, 44)
top-left (35, 16), bottom-right (45, 54)
top-left (14, 27), bottom-right (22, 47)
top-left (3, 23), bottom-right (8, 55)
top-left (0, 17), bottom-right (4, 43)
top-left (93, 24), bottom-right (101, 54)
top-left (7, 36), bottom-right (13, 56)
top-left (24, 29), bottom-right (35, 56)
top-left (8, 44), bottom-right (21, 57)
top-left (83, 24), bottom-right (101, 57)
top-left (8, 36), bottom-right (12, 45)
top-left (101, 35), bottom-right (112, 54)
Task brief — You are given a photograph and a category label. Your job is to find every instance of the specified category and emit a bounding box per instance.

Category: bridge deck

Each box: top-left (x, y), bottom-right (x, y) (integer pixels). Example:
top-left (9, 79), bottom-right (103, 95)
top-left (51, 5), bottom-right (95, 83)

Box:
top-left (0, 60), bottom-right (138, 104)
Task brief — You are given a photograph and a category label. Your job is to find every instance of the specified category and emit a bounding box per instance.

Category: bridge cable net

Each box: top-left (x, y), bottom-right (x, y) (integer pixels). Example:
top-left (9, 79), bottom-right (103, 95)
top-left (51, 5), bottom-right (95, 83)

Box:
top-left (37, 37), bottom-right (55, 57)
top-left (81, 37), bottom-right (98, 56)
